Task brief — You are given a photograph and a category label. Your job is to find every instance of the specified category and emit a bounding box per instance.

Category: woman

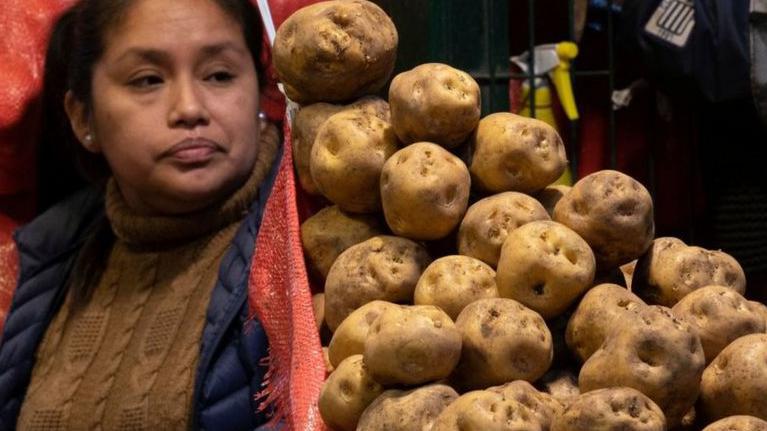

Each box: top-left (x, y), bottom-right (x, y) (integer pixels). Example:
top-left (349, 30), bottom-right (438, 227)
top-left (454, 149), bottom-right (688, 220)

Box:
top-left (0, 0), bottom-right (289, 429)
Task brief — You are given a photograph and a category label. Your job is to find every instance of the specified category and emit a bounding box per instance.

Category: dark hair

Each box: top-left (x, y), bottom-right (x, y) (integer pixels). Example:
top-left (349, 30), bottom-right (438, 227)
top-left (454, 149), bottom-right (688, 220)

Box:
top-left (37, 0), bottom-right (264, 306)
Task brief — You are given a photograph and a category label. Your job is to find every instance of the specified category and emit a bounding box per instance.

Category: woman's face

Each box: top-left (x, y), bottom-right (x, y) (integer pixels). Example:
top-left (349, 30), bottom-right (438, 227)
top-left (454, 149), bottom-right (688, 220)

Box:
top-left (69, 0), bottom-right (261, 215)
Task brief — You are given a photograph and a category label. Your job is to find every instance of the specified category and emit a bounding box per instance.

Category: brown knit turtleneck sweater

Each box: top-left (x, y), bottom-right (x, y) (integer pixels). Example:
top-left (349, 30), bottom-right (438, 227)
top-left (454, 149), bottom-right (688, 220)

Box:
top-left (17, 124), bottom-right (279, 431)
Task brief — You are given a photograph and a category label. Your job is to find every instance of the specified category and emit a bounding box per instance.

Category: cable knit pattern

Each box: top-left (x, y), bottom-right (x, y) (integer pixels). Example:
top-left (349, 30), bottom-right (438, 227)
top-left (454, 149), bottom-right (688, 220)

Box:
top-left (16, 124), bottom-right (279, 431)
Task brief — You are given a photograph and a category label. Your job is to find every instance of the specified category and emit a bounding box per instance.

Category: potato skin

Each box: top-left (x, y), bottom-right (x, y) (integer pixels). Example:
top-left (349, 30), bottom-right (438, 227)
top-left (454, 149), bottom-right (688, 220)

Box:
top-left (328, 300), bottom-right (397, 368)
top-left (496, 220), bottom-right (596, 319)
top-left (318, 355), bottom-right (384, 431)
top-left (458, 192), bottom-right (550, 268)
top-left (700, 334), bottom-right (767, 422)
top-left (578, 305), bottom-right (705, 427)
top-left (551, 387), bottom-right (666, 431)
top-left (536, 185), bottom-right (571, 218)
top-left (356, 384), bottom-right (459, 431)
top-left (553, 170), bottom-right (654, 270)
top-left (380, 142), bottom-right (471, 240)
top-left (413, 255), bottom-right (499, 320)
top-left (566, 283), bottom-right (647, 363)
top-left (487, 381), bottom-right (563, 431)
top-left (300, 205), bottom-right (383, 280)
top-left (702, 416), bottom-right (767, 431)
top-left (672, 285), bottom-right (765, 363)
top-left (324, 235), bottom-right (431, 331)
top-left (388, 63), bottom-right (480, 148)
top-left (431, 390), bottom-right (543, 431)
top-left (273, 0), bottom-right (397, 104)
top-left (452, 298), bottom-right (553, 390)
top-left (293, 97), bottom-right (390, 195)
top-left (363, 305), bottom-right (462, 386)
top-left (470, 113), bottom-right (567, 194)
top-left (632, 237), bottom-right (747, 307)
top-left (311, 110), bottom-right (399, 213)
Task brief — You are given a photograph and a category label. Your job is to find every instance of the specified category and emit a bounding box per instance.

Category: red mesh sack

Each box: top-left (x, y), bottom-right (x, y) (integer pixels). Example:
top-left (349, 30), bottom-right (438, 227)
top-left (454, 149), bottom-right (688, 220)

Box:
top-left (0, 214), bottom-right (19, 335)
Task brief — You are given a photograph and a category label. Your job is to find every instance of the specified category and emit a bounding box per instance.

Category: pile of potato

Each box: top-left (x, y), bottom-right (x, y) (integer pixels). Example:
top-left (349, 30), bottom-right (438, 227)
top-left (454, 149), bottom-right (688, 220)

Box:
top-left (274, 1), bottom-right (767, 430)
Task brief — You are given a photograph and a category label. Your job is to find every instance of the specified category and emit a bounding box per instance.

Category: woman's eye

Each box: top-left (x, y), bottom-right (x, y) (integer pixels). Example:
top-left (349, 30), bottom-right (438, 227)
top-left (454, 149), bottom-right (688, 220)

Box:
top-left (129, 75), bottom-right (163, 88)
top-left (206, 71), bottom-right (235, 83)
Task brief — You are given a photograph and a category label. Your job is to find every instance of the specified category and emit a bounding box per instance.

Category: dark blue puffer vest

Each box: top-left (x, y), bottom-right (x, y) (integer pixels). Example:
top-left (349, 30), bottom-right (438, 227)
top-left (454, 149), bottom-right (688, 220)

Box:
top-left (0, 146), bottom-right (281, 431)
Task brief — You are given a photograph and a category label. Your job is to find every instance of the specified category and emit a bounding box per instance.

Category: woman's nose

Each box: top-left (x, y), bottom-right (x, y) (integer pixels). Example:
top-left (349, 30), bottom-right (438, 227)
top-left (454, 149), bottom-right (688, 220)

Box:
top-left (167, 76), bottom-right (210, 129)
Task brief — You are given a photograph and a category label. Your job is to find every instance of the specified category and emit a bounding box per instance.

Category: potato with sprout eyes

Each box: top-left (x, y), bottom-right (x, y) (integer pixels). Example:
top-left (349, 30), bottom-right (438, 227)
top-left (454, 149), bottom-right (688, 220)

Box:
top-left (431, 390), bottom-right (543, 431)
top-left (470, 113), bottom-right (567, 194)
top-left (323, 235), bottom-right (430, 331)
top-left (703, 416), bottom-right (767, 431)
top-left (496, 220), bottom-right (596, 319)
top-left (380, 142), bottom-right (471, 240)
top-left (551, 387), bottom-right (666, 431)
top-left (327, 300), bottom-right (397, 368)
top-left (356, 384), bottom-right (459, 431)
top-left (318, 355), bottom-right (384, 431)
top-left (388, 63), bottom-right (481, 148)
top-left (487, 381), bottom-right (563, 431)
top-left (458, 192), bottom-right (550, 268)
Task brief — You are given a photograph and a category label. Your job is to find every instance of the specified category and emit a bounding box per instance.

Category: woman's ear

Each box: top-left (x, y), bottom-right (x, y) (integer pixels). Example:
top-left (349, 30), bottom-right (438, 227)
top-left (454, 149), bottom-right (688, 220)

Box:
top-left (64, 90), bottom-right (100, 153)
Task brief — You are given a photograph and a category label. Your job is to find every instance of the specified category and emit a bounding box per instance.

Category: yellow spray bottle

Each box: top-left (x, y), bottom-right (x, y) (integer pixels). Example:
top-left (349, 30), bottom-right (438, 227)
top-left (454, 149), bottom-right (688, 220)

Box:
top-left (511, 42), bottom-right (579, 185)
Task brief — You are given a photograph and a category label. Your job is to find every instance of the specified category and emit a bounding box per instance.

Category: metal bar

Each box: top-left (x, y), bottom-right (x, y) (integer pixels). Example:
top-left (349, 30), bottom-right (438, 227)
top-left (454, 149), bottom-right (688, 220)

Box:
top-left (528, 0), bottom-right (536, 118)
top-left (568, 0), bottom-right (579, 180)
top-left (608, 0), bottom-right (617, 169)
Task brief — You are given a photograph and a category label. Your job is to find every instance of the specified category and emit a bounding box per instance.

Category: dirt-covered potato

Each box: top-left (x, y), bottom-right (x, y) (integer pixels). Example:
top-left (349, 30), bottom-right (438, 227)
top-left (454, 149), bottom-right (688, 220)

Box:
top-left (488, 381), bottom-right (563, 431)
top-left (703, 416), bottom-right (767, 431)
top-left (364, 305), bottom-right (462, 386)
top-left (552, 170), bottom-right (654, 270)
top-left (300, 205), bottom-right (383, 280)
top-left (579, 305), bottom-right (705, 427)
top-left (431, 390), bottom-right (543, 431)
top-left (388, 63), bottom-right (481, 148)
top-left (566, 283), bottom-right (647, 363)
top-left (700, 334), bottom-right (767, 421)
top-left (357, 384), bottom-right (459, 431)
top-left (536, 185), bottom-right (571, 218)
top-left (452, 298), bottom-right (552, 390)
top-left (470, 113), bottom-right (567, 194)
top-left (539, 370), bottom-right (580, 407)
top-left (273, 0), bottom-right (397, 104)
top-left (672, 285), bottom-right (765, 363)
top-left (380, 142), bottom-right (471, 240)
top-left (324, 236), bottom-right (431, 331)
top-left (310, 110), bottom-right (399, 213)
top-left (413, 255), bottom-right (498, 320)
top-left (458, 192), bottom-right (551, 268)
top-left (551, 387), bottom-right (666, 431)
top-left (293, 97), bottom-right (390, 195)
top-left (631, 237), bottom-right (747, 307)
top-left (496, 221), bottom-right (596, 319)
top-left (318, 355), bottom-right (384, 431)
top-left (328, 300), bottom-right (397, 368)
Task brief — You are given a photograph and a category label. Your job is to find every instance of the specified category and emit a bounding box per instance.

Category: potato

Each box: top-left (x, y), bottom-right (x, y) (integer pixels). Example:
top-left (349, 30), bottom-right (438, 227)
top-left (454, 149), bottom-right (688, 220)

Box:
top-left (300, 205), bottom-right (384, 280)
top-left (388, 63), bottom-right (481, 148)
top-left (364, 305), bottom-right (462, 386)
top-left (496, 221), bottom-right (596, 319)
top-left (703, 416), bottom-right (767, 431)
top-left (470, 113), bottom-right (567, 194)
top-left (312, 293), bottom-right (326, 330)
top-left (413, 255), bottom-right (499, 320)
top-left (631, 237), bottom-right (747, 307)
top-left (324, 235), bottom-right (431, 331)
top-left (552, 170), bottom-right (654, 270)
top-left (322, 346), bottom-right (334, 374)
top-left (551, 387), bottom-right (666, 431)
top-left (431, 390), bottom-right (543, 431)
top-left (700, 334), bottom-right (767, 421)
top-left (487, 381), bottom-right (563, 431)
top-left (452, 298), bottom-right (552, 390)
top-left (458, 192), bottom-right (550, 268)
top-left (318, 354), bottom-right (384, 431)
top-left (539, 370), bottom-right (580, 407)
top-left (579, 305), bottom-right (705, 427)
top-left (749, 300), bottom-right (767, 327)
top-left (566, 283), bottom-right (647, 363)
top-left (328, 300), bottom-right (397, 368)
top-left (273, 0), bottom-right (397, 104)
top-left (672, 285), bottom-right (765, 363)
top-left (311, 110), bottom-right (399, 213)
top-left (621, 260), bottom-right (637, 290)
top-left (293, 97), bottom-right (390, 195)
top-left (380, 142), bottom-right (471, 240)
top-left (536, 185), bottom-right (571, 218)
top-left (356, 384), bottom-right (459, 431)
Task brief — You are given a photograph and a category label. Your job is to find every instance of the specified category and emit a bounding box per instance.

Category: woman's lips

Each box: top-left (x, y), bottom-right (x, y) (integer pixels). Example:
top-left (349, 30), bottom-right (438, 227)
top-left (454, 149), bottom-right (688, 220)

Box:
top-left (162, 138), bottom-right (222, 164)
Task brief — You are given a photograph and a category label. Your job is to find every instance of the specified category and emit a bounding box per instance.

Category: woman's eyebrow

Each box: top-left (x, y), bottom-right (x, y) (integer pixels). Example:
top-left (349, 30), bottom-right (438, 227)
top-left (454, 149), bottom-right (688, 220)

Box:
top-left (199, 42), bottom-right (249, 58)
top-left (113, 42), bottom-right (247, 66)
